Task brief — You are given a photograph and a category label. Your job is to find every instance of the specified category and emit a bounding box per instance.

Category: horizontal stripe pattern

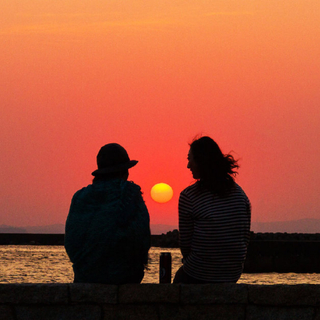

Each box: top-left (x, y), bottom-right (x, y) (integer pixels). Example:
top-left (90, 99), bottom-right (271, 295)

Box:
top-left (179, 182), bottom-right (251, 282)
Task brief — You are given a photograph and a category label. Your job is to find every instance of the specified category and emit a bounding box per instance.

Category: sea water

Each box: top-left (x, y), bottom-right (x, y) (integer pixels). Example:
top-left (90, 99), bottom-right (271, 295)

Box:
top-left (1, 245), bottom-right (320, 284)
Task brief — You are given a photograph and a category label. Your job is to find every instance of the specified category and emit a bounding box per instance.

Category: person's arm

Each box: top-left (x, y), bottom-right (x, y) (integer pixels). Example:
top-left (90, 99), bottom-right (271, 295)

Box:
top-left (178, 191), bottom-right (194, 260)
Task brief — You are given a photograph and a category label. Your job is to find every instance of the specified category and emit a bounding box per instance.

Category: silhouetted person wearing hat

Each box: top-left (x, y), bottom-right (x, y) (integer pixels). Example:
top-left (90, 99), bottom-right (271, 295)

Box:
top-left (65, 143), bottom-right (151, 284)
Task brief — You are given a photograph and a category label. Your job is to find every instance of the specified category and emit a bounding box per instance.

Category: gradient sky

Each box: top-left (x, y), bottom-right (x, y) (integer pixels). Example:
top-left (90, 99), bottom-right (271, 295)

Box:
top-left (1, 0), bottom-right (320, 229)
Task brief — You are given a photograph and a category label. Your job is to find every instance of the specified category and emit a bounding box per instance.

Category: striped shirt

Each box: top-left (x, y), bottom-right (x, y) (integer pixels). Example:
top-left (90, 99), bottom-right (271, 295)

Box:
top-left (179, 181), bottom-right (251, 283)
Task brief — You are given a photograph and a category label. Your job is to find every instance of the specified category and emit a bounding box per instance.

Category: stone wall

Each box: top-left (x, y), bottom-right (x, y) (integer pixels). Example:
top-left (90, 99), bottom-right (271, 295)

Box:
top-left (1, 283), bottom-right (320, 320)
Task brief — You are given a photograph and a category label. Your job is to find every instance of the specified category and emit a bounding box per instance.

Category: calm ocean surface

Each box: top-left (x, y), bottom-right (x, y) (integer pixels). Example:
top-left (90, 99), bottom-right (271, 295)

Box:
top-left (1, 245), bottom-right (320, 284)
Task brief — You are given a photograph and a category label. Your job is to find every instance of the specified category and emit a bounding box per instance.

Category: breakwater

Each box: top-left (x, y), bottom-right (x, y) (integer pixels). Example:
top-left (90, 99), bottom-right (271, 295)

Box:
top-left (1, 283), bottom-right (320, 320)
top-left (0, 233), bottom-right (65, 245)
top-left (1, 232), bottom-right (320, 273)
top-left (2, 231), bottom-right (320, 246)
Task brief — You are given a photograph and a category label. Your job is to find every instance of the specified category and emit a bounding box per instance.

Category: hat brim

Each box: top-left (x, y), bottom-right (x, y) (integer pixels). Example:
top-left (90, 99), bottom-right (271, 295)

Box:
top-left (91, 160), bottom-right (138, 176)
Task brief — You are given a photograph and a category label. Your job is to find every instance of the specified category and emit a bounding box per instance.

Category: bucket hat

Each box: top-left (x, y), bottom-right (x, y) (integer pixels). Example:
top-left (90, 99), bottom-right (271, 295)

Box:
top-left (91, 143), bottom-right (138, 176)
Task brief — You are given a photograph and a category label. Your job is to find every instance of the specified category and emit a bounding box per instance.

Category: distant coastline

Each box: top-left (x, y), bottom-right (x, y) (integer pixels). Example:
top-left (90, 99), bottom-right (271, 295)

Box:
top-left (1, 218), bottom-right (320, 234)
top-left (1, 230), bottom-right (320, 246)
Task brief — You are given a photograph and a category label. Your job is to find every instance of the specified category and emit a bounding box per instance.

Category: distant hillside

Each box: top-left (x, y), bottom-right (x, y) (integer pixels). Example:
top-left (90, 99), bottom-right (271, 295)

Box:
top-left (0, 225), bottom-right (27, 233)
top-left (0, 223), bottom-right (173, 235)
top-left (25, 224), bottom-right (65, 234)
top-left (0, 224), bottom-right (64, 234)
top-left (150, 224), bottom-right (178, 235)
top-left (251, 218), bottom-right (320, 233)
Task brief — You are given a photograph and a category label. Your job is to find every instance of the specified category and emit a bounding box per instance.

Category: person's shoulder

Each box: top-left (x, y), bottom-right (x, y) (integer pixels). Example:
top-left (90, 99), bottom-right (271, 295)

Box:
top-left (181, 181), bottom-right (199, 196)
top-left (71, 184), bottom-right (93, 201)
top-left (126, 180), bottom-right (142, 193)
top-left (233, 183), bottom-right (250, 200)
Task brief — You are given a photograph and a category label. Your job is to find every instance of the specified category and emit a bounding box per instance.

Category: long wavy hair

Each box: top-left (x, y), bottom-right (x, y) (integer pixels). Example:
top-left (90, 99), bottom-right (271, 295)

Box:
top-left (190, 136), bottom-right (239, 196)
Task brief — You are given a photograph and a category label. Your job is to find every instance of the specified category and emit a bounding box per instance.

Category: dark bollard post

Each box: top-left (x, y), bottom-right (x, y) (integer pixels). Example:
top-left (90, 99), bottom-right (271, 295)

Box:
top-left (159, 252), bottom-right (172, 283)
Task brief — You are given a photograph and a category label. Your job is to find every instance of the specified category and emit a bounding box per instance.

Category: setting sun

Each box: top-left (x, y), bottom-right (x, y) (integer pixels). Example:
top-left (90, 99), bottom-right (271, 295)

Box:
top-left (150, 183), bottom-right (173, 203)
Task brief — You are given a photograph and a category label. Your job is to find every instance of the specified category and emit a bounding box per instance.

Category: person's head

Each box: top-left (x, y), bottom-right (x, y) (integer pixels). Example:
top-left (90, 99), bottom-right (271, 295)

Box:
top-left (91, 143), bottom-right (137, 182)
top-left (188, 136), bottom-right (239, 195)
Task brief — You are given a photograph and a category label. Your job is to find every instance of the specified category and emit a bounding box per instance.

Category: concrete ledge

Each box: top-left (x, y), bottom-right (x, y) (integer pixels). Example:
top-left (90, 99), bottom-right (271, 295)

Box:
top-left (246, 305), bottom-right (315, 320)
top-left (119, 284), bottom-right (180, 303)
top-left (69, 283), bottom-right (118, 304)
top-left (0, 284), bottom-right (68, 304)
top-left (180, 283), bottom-right (248, 304)
top-left (248, 284), bottom-right (320, 306)
top-left (15, 305), bottom-right (102, 320)
top-left (0, 283), bottom-right (320, 320)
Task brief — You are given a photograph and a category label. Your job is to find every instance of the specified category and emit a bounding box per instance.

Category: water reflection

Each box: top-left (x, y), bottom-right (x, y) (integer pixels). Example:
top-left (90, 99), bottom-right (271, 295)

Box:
top-left (1, 246), bottom-right (320, 284)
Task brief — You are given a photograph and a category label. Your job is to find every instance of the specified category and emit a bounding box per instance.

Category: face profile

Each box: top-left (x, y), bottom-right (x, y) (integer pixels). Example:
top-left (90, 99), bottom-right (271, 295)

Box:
top-left (187, 149), bottom-right (200, 180)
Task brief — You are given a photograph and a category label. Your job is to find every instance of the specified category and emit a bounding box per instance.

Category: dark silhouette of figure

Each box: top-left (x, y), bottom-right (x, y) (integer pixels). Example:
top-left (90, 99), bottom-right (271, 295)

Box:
top-left (173, 136), bottom-right (251, 283)
top-left (65, 143), bottom-right (151, 284)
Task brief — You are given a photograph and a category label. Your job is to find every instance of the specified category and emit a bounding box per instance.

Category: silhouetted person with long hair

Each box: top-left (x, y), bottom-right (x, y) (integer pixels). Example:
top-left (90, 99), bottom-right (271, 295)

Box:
top-left (65, 143), bottom-right (151, 284)
top-left (173, 136), bottom-right (251, 283)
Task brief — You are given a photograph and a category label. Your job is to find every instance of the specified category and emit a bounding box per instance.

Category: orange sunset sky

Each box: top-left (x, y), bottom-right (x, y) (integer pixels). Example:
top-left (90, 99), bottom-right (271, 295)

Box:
top-left (1, 0), bottom-right (320, 230)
